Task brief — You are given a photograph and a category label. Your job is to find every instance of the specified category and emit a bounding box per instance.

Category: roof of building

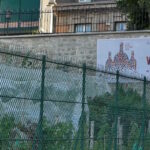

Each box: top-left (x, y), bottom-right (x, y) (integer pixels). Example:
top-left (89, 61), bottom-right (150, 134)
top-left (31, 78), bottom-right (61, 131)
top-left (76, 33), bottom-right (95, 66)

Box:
top-left (56, 0), bottom-right (116, 4)
top-left (55, 0), bottom-right (116, 9)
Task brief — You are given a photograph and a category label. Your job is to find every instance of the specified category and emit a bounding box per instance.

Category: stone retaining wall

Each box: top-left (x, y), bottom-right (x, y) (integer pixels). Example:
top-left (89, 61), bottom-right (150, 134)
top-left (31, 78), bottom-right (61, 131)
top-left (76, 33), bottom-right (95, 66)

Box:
top-left (0, 31), bottom-right (150, 67)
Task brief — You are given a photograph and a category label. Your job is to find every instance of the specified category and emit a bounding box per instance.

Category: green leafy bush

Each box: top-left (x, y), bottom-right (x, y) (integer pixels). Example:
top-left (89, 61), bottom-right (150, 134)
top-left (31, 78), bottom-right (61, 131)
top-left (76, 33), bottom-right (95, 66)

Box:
top-left (88, 86), bottom-right (150, 150)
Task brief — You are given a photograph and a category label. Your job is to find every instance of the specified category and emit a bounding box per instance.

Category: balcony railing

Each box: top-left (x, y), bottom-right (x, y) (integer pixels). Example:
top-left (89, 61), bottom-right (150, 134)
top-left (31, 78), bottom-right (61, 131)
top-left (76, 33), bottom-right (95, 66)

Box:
top-left (0, 11), bottom-right (39, 35)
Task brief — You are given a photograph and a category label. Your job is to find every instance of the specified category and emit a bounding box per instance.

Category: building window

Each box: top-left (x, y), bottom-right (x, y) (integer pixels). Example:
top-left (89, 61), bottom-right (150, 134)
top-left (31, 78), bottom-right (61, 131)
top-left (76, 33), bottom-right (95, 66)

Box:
top-left (79, 0), bottom-right (91, 2)
top-left (115, 22), bottom-right (127, 31)
top-left (75, 24), bottom-right (92, 33)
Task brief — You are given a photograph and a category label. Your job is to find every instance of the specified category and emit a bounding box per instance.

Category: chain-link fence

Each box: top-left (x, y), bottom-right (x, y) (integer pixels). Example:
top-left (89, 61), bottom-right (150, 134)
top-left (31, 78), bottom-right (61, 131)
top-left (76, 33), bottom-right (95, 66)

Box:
top-left (0, 50), bottom-right (150, 150)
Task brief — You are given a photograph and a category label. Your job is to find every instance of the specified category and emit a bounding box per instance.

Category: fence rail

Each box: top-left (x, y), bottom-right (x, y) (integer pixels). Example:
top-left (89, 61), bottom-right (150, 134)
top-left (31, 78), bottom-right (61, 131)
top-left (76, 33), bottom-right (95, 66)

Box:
top-left (0, 50), bottom-right (150, 149)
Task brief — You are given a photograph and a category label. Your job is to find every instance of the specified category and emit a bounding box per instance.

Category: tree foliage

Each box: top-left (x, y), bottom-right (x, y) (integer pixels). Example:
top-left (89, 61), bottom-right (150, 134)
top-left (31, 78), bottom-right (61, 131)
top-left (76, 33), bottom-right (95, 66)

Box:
top-left (117, 0), bottom-right (150, 30)
top-left (43, 120), bottom-right (74, 150)
top-left (0, 114), bottom-right (75, 150)
top-left (88, 86), bottom-right (150, 149)
top-left (0, 115), bottom-right (15, 149)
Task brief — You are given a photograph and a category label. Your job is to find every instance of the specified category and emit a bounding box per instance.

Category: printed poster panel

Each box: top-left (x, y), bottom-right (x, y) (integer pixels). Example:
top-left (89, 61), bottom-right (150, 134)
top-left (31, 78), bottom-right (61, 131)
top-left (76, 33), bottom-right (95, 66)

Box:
top-left (97, 38), bottom-right (150, 80)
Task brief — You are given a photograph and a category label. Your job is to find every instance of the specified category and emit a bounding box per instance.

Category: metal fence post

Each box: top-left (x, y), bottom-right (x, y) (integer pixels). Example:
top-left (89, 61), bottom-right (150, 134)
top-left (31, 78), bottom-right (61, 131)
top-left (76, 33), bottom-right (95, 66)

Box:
top-left (114, 70), bottom-right (119, 150)
top-left (38, 55), bottom-right (46, 150)
top-left (81, 63), bottom-right (86, 150)
top-left (4, 12), bottom-right (6, 35)
top-left (141, 77), bottom-right (146, 150)
top-left (18, 0), bottom-right (21, 30)
top-left (30, 11), bottom-right (33, 32)
top-left (73, 63), bottom-right (86, 150)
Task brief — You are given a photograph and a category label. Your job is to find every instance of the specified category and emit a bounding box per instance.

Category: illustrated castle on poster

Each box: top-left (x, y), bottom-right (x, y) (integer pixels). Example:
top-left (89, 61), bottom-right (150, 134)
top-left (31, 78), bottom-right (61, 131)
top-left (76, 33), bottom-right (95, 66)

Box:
top-left (105, 42), bottom-right (137, 72)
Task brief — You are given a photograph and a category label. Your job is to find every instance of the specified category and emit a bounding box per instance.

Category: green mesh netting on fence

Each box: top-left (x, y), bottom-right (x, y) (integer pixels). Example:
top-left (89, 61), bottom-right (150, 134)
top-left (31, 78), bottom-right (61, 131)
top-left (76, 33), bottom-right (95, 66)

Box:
top-left (0, 51), bottom-right (150, 150)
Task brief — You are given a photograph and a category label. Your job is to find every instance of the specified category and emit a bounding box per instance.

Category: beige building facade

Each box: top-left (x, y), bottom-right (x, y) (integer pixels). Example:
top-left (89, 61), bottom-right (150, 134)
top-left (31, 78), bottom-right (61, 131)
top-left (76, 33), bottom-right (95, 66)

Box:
top-left (39, 0), bottom-right (57, 33)
top-left (39, 0), bottom-right (127, 33)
